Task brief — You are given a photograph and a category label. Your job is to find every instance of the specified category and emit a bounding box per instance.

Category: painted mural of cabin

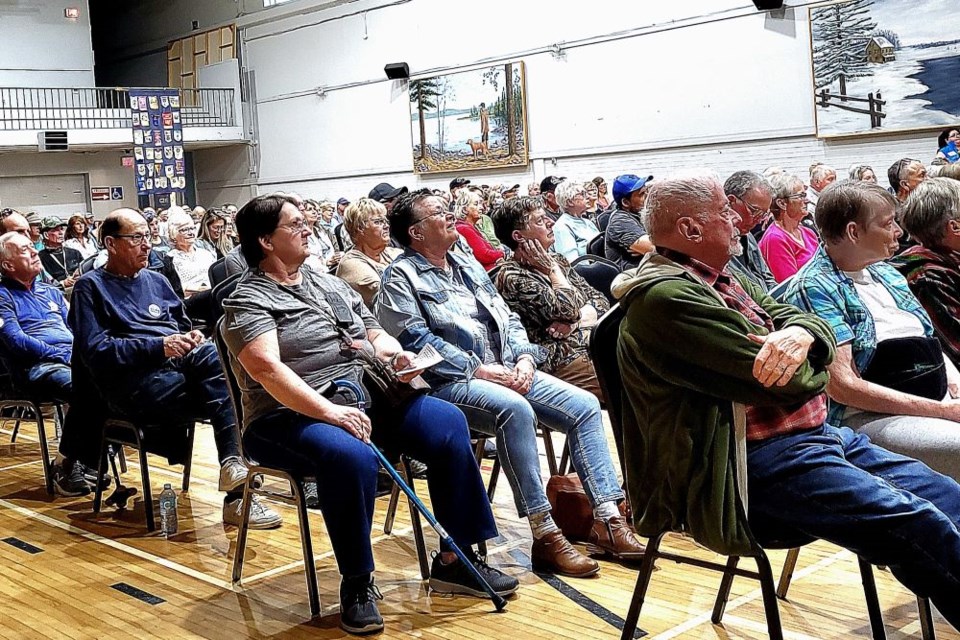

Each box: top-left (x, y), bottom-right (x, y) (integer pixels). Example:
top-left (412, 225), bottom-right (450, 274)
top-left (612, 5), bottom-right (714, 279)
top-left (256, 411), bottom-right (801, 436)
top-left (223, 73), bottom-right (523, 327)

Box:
top-left (866, 36), bottom-right (895, 63)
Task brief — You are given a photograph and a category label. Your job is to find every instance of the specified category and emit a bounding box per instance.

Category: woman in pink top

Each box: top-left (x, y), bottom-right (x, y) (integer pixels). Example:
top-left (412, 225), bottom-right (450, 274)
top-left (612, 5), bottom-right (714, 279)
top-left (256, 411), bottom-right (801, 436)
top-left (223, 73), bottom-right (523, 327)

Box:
top-left (760, 173), bottom-right (819, 282)
top-left (453, 188), bottom-right (504, 271)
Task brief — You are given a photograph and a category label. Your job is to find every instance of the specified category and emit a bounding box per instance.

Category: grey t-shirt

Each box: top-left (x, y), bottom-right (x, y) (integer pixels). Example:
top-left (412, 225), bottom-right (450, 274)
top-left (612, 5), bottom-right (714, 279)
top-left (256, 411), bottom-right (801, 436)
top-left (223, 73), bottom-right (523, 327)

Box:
top-left (221, 267), bottom-right (380, 429)
top-left (604, 207), bottom-right (648, 271)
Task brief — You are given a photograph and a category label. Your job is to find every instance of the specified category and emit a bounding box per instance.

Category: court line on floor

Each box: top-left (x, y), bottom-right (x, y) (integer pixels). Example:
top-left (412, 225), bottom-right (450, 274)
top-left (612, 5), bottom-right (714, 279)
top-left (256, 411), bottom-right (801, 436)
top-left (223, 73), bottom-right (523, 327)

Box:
top-left (647, 548), bottom-right (848, 640)
top-left (0, 497), bottom-right (237, 591)
top-left (0, 459), bottom-right (42, 472)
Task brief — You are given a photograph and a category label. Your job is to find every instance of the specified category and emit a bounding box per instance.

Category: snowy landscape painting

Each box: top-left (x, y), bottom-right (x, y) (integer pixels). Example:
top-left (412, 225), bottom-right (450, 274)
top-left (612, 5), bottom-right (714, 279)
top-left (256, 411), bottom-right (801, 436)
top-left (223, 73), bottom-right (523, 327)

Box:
top-left (409, 62), bottom-right (528, 174)
top-left (811, 0), bottom-right (960, 137)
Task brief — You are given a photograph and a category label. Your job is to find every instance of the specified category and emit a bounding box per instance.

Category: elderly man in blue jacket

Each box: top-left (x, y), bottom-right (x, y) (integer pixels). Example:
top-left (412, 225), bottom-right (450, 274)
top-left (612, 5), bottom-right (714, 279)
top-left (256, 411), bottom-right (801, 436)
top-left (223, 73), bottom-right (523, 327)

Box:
top-left (0, 231), bottom-right (95, 495)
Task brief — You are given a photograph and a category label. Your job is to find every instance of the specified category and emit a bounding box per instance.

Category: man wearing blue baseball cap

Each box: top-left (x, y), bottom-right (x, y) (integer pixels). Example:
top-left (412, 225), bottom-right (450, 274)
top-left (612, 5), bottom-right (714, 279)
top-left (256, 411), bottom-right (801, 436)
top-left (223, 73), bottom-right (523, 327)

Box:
top-left (604, 174), bottom-right (655, 270)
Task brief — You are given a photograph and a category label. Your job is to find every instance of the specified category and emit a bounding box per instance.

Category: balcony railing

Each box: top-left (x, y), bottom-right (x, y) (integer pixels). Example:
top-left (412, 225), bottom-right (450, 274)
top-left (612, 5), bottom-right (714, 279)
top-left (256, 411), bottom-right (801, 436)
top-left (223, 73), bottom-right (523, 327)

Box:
top-left (0, 87), bottom-right (236, 131)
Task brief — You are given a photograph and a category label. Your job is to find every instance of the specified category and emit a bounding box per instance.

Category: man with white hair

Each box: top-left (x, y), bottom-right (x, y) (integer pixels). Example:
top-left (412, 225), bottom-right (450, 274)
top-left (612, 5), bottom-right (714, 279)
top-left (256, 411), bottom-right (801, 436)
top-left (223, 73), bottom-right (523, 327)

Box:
top-left (551, 181), bottom-right (600, 261)
top-left (611, 169), bottom-right (960, 629)
top-left (806, 163), bottom-right (836, 217)
top-left (0, 231), bottom-right (97, 495)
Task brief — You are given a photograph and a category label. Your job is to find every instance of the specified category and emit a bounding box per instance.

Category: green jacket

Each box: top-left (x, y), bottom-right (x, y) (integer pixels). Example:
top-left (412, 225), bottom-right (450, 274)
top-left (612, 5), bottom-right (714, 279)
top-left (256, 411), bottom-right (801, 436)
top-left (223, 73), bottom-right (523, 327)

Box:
top-left (611, 252), bottom-right (835, 555)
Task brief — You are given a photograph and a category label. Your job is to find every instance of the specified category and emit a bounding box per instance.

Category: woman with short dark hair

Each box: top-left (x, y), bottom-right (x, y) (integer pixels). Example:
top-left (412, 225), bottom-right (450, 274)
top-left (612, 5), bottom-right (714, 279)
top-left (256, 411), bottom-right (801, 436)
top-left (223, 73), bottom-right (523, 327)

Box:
top-left (224, 194), bottom-right (517, 636)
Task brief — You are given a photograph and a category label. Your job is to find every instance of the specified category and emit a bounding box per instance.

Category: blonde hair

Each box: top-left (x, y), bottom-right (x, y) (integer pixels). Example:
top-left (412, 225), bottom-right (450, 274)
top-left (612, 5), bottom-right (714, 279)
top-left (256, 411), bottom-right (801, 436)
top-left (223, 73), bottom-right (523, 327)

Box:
top-left (343, 198), bottom-right (387, 240)
top-left (453, 189), bottom-right (481, 220)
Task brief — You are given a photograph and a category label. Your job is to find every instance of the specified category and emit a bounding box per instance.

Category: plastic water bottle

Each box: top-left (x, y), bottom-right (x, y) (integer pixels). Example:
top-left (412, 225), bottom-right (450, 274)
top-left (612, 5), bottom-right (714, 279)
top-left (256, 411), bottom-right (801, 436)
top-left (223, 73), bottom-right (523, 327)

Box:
top-left (159, 483), bottom-right (178, 537)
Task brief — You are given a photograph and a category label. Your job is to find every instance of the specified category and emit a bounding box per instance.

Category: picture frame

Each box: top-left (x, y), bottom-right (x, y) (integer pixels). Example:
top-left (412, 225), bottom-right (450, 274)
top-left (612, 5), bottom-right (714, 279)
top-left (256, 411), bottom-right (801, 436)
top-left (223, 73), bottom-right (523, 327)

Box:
top-left (810, 0), bottom-right (960, 139)
top-left (409, 62), bottom-right (529, 174)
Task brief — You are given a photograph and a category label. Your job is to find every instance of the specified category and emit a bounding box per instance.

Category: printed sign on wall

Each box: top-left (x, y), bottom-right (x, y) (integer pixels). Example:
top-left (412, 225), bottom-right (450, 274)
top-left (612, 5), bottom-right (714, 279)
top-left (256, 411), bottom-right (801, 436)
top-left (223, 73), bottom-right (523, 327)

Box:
top-left (129, 89), bottom-right (186, 196)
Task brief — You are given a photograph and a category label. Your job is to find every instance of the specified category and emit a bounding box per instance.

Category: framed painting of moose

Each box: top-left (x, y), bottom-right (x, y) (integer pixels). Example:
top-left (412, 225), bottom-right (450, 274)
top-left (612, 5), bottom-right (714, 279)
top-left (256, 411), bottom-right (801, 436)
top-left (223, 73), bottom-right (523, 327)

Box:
top-left (811, 0), bottom-right (960, 138)
top-left (409, 62), bottom-right (528, 174)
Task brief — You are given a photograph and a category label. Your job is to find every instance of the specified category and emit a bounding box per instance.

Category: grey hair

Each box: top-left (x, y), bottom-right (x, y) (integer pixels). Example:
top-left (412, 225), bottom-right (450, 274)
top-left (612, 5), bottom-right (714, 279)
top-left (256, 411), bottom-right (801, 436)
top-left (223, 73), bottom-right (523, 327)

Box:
top-left (166, 210), bottom-right (195, 241)
top-left (0, 231), bottom-right (22, 263)
top-left (642, 170), bottom-right (722, 244)
top-left (555, 180), bottom-right (585, 211)
top-left (901, 177), bottom-right (960, 248)
top-left (452, 188), bottom-right (481, 220)
top-left (723, 170), bottom-right (772, 199)
top-left (810, 163), bottom-right (836, 185)
top-left (848, 163), bottom-right (875, 181)
top-left (767, 173), bottom-right (804, 219)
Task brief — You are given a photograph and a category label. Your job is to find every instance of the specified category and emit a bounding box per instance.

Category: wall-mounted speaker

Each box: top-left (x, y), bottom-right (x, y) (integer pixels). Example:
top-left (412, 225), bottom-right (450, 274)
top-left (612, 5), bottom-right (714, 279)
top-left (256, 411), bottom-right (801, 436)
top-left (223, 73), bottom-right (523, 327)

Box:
top-left (753, 0), bottom-right (784, 9)
top-left (384, 62), bottom-right (410, 80)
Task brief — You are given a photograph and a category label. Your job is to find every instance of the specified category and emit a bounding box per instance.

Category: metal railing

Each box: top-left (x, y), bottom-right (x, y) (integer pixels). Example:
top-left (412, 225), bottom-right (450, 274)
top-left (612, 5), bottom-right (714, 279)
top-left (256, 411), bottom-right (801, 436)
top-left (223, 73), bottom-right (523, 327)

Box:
top-left (0, 87), bottom-right (236, 131)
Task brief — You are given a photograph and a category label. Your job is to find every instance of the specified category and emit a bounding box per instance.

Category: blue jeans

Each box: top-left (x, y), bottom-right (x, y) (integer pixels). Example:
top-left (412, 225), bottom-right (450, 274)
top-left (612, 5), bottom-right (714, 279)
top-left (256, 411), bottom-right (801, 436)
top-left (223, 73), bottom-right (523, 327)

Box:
top-left (747, 424), bottom-right (960, 626)
top-left (110, 342), bottom-right (240, 464)
top-left (23, 362), bottom-right (81, 461)
top-left (244, 394), bottom-right (497, 578)
top-left (433, 371), bottom-right (623, 519)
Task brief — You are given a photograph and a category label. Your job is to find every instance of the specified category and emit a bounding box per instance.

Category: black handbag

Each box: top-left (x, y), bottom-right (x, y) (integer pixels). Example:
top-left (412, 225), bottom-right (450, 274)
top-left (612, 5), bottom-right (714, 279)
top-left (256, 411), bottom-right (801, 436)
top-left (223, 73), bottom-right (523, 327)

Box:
top-left (861, 336), bottom-right (947, 400)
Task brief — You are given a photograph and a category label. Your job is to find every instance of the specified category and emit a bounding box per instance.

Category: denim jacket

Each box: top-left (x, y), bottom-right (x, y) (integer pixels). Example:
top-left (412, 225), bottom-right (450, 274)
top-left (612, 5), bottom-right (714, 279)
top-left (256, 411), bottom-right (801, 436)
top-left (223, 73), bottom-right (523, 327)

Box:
top-left (781, 246), bottom-right (934, 425)
top-left (375, 248), bottom-right (546, 386)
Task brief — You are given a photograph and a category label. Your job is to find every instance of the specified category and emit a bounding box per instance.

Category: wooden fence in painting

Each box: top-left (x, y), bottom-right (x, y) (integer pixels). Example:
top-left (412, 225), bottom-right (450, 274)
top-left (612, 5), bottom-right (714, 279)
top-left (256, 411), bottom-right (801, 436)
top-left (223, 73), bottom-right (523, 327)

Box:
top-left (816, 88), bottom-right (887, 128)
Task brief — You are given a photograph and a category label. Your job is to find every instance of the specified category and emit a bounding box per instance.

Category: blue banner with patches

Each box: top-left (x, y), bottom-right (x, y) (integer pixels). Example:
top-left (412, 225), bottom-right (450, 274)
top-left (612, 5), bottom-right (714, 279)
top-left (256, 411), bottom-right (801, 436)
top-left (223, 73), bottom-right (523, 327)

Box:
top-left (129, 88), bottom-right (186, 196)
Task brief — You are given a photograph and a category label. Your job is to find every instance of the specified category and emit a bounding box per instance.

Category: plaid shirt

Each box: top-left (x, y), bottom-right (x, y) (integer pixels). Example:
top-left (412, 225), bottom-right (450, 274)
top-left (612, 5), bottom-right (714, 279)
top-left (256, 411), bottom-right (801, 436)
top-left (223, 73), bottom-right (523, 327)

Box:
top-left (661, 248), bottom-right (827, 441)
top-left (781, 245), bottom-right (933, 426)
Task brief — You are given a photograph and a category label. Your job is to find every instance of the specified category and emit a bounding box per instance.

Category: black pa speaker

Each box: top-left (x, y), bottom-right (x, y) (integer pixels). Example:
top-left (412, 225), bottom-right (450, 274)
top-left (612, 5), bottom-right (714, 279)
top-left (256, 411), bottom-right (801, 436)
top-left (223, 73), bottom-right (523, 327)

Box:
top-left (384, 62), bottom-right (410, 80)
top-left (753, 0), bottom-right (784, 9)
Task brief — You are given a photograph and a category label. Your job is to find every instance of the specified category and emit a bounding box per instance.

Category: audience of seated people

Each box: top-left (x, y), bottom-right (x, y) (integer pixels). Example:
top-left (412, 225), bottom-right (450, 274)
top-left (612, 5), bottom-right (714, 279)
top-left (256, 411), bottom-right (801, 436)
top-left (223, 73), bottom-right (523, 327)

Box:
top-left (889, 157), bottom-right (929, 251)
top-left (552, 181), bottom-right (600, 262)
top-left (603, 173), bottom-right (655, 271)
top-left (6, 143), bottom-right (960, 635)
top-left (612, 169), bottom-right (960, 629)
top-left (223, 194), bottom-right (517, 635)
top-left (759, 172), bottom-right (819, 283)
top-left (335, 198), bottom-right (402, 308)
top-left (891, 178), bottom-right (960, 368)
top-left (782, 181), bottom-right (960, 482)
top-left (377, 189), bottom-right (644, 581)
top-left (491, 196), bottom-right (609, 402)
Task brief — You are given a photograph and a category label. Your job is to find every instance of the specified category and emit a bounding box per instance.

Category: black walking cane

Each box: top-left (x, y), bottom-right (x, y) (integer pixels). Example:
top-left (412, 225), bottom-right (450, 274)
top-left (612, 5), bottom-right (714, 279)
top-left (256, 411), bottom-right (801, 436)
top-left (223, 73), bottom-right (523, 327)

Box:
top-left (333, 379), bottom-right (508, 612)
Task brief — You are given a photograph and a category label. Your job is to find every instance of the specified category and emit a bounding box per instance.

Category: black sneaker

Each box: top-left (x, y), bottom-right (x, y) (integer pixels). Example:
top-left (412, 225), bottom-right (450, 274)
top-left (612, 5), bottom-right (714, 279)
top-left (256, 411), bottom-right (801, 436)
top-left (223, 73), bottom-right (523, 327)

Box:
top-left (52, 459), bottom-right (91, 497)
top-left (407, 458), bottom-right (428, 480)
top-left (339, 576), bottom-right (384, 635)
top-left (429, 549), bottom-right (519, 598)
top-left (302, 479), bottom-right (319, 509)
top-left (77, 461), bottom-right (111, 490)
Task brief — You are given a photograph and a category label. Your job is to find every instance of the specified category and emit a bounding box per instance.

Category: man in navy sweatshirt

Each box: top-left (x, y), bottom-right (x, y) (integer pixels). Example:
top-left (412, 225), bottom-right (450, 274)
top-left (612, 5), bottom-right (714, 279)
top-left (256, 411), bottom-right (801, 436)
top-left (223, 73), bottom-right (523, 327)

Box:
top-left (70, 209), bottom-right (281, 529)
top-left (0, 231), bottom-right (97, 496)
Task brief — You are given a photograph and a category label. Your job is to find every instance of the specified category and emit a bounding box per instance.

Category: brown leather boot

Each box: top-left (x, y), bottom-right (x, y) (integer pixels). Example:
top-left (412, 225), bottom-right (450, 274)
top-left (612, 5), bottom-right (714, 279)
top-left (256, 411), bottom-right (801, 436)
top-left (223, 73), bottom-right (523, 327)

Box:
top-left (586, 516), bottom-right (646, 559)
top-left (531, 531), bottom-right (600, 578)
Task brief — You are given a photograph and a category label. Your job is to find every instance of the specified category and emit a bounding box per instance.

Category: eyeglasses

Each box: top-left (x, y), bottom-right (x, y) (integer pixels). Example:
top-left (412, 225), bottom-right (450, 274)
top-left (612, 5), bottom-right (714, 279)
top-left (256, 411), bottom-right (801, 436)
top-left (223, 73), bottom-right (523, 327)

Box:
top-left (112, 233), bottom-right (150, 245)
top-left (410, 210), bottom-right (449, 226)
top-left (735, 195), bottom-right (769, 218)
top-left (276, 219), bottom-right (308, 233)
top-left (367, 217), bottom-right (389, 227)
top-left (0, 208), bottom-right (17, 219)
top-left (784, 193), bottom-right (808, 201)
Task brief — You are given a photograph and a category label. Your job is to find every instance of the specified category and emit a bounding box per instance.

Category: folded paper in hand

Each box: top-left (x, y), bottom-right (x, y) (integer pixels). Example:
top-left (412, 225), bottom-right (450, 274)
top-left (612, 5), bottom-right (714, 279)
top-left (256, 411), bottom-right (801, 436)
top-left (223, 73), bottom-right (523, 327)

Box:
top-left (395, 344), bottom-right (443, 375)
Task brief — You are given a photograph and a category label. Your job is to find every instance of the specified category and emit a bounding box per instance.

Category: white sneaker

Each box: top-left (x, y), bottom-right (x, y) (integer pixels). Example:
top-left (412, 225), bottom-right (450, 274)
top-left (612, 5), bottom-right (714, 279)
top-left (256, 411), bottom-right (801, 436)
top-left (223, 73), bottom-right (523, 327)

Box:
top-left (218, 457), bottom-right (263, 492)
top-left (222, 495), bottom-right (283, 530)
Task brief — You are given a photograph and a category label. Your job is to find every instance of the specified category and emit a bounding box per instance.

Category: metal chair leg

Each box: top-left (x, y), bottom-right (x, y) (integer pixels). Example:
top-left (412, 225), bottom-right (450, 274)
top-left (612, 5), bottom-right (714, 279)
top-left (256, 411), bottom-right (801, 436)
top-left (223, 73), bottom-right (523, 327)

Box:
top-left (558, 440), bottom-right (571, 475)
top-left (620, 531), bottom-right (664, 640)
top-left (9, 405), bottom-right (24, 442)
top-left (857, 556), bottom-right (887, 640)
top-left (93, 432), bottom-right (109, 514)
top-left (541, 425), bottom-right (559, 477)
top-left (33, 403), bottom-right (54, 495)
top-left (231, 476), bottom-right (255, 585)
top-left (291, 477), bottom-right (321, 617)
top-left (918, 596), bottom-right (936, 640)
top-left (118, 446), bottom-right (127, 473)
top-left (384, 483), bottom-right (400, 534)
top-left (712, 555), bottom-right (740, 624)
top-left (137, 444), bottom-right (155, 532)
top-left (777, 547), bottom-right (801, 599)
top-left (402, 457), bottom-right (430, 580)
top-left (755, 550), bottom-right (785, 640)
top-left (181, 426), bottom-right (195, 492)
top-left (486, 457), bottom-right (501, 502)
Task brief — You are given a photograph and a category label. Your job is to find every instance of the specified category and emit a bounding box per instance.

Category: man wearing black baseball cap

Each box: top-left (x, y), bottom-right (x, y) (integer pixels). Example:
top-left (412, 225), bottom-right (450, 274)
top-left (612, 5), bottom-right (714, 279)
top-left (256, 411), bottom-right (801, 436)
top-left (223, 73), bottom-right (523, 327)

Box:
top-left (368, 183), bottom-right (408, 214)
top-left (604, 174), bottom-right (655, 271)
top-left (539, 176), bottom-right (566, 220)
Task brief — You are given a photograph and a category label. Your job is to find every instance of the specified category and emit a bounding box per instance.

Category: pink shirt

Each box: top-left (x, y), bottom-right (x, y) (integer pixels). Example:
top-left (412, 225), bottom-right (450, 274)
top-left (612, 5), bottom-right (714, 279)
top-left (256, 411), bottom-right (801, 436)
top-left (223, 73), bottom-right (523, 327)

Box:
top-left (758, 223), bottom-right (819, 283)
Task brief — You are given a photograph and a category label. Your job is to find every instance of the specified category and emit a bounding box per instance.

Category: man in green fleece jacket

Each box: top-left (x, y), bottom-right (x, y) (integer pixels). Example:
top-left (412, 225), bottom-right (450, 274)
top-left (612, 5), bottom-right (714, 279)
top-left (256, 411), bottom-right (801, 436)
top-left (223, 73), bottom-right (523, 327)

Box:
top-left (612, 170), bottom-right (960, 627)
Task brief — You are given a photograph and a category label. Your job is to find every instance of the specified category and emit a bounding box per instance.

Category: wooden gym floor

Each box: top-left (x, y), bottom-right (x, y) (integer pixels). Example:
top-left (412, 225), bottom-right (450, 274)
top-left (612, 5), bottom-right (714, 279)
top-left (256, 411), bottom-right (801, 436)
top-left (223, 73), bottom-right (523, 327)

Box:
top-left (0, 416), bottom-right (955, 640)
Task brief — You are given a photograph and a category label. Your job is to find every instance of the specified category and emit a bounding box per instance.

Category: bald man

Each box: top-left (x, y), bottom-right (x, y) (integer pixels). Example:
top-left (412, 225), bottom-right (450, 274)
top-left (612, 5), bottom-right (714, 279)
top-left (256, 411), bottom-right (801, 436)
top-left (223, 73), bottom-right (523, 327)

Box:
top-left (69, 209), bottom-right (281, 528)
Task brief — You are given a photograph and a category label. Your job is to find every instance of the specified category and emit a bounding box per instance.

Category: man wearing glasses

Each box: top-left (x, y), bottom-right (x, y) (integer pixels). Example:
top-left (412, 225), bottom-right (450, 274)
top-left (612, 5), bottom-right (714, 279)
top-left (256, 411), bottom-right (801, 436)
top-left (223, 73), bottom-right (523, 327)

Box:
top-left (69, 208), bottom-right (282, 529)
top-left (725, 171), bottom-right (777, 293)
top-left (888, 158), bottom-right (928, 252)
